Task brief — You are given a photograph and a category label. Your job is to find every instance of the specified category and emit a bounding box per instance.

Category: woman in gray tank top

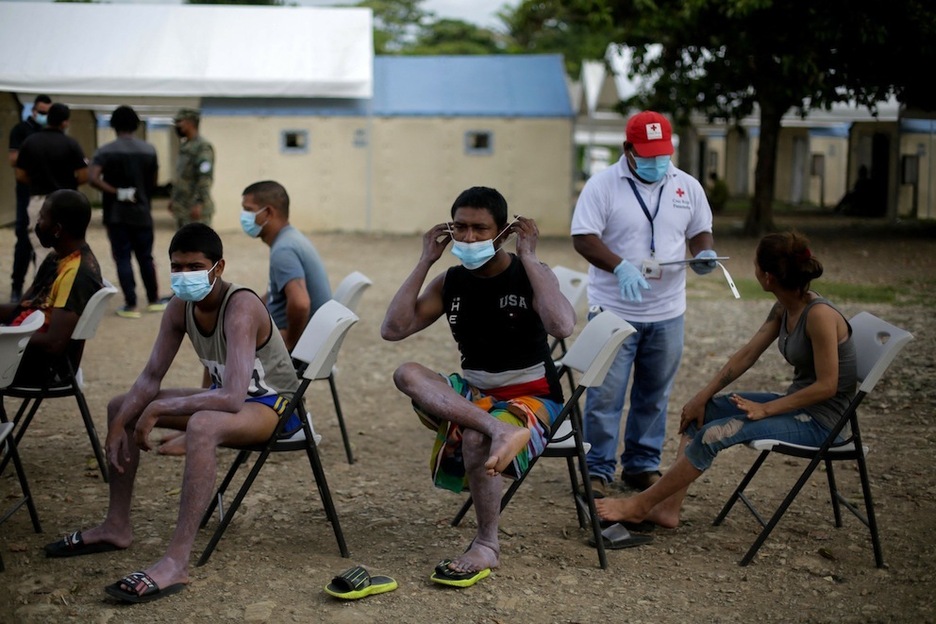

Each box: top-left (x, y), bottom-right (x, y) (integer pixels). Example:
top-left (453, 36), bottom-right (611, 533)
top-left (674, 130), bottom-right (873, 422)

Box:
top-left (593, 231), bottom-right (857, 529)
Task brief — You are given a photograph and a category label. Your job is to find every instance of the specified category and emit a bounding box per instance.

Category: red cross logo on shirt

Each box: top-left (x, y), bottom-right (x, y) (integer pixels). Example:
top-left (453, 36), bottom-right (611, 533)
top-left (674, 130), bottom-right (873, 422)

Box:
top-left (676, 187), bottom-right (685, 197)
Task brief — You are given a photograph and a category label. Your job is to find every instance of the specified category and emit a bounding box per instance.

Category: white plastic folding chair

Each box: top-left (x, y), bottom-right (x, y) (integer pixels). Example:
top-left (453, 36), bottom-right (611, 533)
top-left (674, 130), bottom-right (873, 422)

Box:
top-left (549, 266), bottom-right (588, 358)
top-left (0, 281), bottom-right (118, 482)
top-left (0, 310), bottom-right (45, 571)
top-left (322, 271), bottom-right (372, 464)
top-left (451, 311), bottom-right (635, 569)
top-left (713, 312), bottom-right (914, 567)
top-left (197, 300), bottom-right (358, 566)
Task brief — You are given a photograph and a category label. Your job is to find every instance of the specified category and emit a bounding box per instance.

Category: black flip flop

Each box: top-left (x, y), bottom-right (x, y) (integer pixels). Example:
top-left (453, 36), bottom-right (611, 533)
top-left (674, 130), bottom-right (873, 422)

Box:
top-left (104, 571), bottom-right (186, 604)
top-left (45, 531), bottom-right (123, 558)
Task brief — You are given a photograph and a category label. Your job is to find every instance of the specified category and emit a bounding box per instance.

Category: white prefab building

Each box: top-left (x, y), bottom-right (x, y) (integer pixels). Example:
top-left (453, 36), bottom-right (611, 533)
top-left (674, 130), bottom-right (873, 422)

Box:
top-left (0, 3), bottom-right (575, 235)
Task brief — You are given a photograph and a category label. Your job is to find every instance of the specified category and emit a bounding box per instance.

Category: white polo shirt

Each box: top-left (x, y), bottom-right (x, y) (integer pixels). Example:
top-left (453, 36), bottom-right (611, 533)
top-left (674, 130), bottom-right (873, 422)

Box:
top-left (571, 156), bottom-right (713, 322)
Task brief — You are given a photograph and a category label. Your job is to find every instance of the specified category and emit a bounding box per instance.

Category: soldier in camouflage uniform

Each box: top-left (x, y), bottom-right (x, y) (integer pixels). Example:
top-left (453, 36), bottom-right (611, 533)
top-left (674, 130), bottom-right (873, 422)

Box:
top-left (169, 108), bottom-right (214, 228)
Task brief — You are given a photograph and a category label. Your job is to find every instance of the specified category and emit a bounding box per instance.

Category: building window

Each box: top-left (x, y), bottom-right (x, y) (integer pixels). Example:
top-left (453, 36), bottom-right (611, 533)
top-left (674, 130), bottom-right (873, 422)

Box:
top-left (465, 131), bottom-right (493, 155)
top-left (353, 128), bottom-right (368, 148)
top-left (281, 130), bottom-right (309, 154)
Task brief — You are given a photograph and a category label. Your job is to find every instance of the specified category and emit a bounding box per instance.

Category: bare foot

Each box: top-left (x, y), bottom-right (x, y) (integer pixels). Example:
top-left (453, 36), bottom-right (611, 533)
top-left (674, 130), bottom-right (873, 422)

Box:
top-left (75, 524), bottom-right (133, 550)
top-left (483, 427), bottom-right (531, 476)
top-left (594, 496), bottom-right (679, 529)
top-left (157, 432), bottom-right (187, 456)
top-left (446, 539), bottom-right (499, 574)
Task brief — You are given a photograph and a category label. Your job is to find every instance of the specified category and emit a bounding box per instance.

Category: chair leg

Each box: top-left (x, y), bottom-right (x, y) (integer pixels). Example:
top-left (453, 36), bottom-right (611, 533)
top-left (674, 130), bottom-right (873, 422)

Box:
top-left (0, 398), bottom-right (42, 476)
top-left (302, 439), bottom-right (350, 557)
top-left (713, 450), bottom-right (771, 526)
top-left (854, 447), bottom-right (884, 568)
top-left (824, 458), bottom-right (843, 527)
top-left (200, 450), bottom-right (251, 529)
top-left (451, 496), bottom-right (473, 527)
top-left (73, 386), bottom-right (109, 483)
top-left (565, 456), bottom-right (587, 529)
top-left (328, 372), bottom-right (355, 465)
top-left (570, 407), bottom-right (607, 569)
top-left (738, 453), bottom-right (826, 566)
top-left (197, 448), bottom-right (273, 567)
top-left (5, 438), bottom-right (42, 533)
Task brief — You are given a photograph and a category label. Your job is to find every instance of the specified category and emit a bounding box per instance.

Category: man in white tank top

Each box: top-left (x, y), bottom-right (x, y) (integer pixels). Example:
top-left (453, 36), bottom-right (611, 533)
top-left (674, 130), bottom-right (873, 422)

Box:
top-left (42, 224), bottom-right (299, 604)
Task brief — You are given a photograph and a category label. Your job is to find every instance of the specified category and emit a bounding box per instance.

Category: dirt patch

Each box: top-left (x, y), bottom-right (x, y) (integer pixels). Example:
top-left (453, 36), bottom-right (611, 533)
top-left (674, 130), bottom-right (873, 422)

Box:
top-left (1, 209), bottom-right (934, 623)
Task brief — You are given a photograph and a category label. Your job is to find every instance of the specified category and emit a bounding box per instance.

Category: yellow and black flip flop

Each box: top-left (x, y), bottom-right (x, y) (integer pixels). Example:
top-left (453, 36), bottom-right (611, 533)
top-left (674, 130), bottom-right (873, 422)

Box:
top-left (430, 560), bottom-right (491, 588)
top-left (324, 566), bottom-right (398, 600)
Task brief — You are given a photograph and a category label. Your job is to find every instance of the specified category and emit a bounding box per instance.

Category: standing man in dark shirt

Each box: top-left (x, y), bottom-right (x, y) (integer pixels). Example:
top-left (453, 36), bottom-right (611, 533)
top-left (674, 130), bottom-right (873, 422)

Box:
top-left (7, 94), bottom-right (52, 303)
top-left (14, 103), bottom-right (88, 267)
top-left (89, 105), bottom-right (167, 319)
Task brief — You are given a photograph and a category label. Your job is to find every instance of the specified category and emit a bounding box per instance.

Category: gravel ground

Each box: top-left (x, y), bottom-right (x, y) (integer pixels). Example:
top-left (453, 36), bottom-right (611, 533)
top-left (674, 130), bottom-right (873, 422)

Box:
top-left (1, 207), bottom-right (934, 624)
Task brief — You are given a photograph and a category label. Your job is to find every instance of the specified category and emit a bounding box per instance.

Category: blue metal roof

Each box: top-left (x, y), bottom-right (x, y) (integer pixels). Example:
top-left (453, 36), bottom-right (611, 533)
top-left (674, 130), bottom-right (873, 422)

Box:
top-left (373, 55), bottom-right (572, 118)
top-left (200, 55), bottom-right (573, 119)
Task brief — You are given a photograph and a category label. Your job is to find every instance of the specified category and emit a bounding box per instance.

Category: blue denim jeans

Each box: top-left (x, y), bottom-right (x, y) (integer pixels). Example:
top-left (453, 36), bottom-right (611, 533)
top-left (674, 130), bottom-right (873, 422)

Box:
top-left (682, 392), bottom-right (842, 472)
top-left (582, 313), bottom-right (684, 482)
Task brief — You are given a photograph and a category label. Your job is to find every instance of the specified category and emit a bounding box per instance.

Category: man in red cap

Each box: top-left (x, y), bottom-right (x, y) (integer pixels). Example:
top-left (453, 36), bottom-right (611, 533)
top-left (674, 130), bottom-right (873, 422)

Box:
top-left (570, 110), bottom-right (719, 501)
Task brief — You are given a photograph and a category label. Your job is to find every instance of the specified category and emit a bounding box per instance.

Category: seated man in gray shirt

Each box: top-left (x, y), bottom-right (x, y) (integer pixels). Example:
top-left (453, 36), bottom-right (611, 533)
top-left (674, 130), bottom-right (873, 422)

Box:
top-left (239, 180), bottom-right (331, 350)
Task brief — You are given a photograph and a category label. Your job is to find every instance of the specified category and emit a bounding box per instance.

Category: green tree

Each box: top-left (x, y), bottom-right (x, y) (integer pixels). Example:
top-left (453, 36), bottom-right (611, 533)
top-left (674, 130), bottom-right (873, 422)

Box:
top-left (498, 0), bottom-right (617, 75)
top-left (404, 18), bottom-right (505, 55)
top-left (186, 0), bottom-right (284, 4)
top-left (504, 0), bottom-right (936, 235)
top-left (354, 0), bottom-right (433, 54)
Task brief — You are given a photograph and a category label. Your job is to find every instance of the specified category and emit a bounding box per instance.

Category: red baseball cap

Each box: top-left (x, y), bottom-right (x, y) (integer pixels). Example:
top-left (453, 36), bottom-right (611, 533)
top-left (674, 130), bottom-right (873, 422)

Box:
top-left (625, 111), bottom-right (674, 157)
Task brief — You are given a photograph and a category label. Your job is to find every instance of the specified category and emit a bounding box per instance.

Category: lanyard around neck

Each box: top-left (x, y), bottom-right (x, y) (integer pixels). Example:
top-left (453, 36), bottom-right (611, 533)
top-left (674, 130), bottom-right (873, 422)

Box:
top-left (627, 177), bottom-right (665, 256)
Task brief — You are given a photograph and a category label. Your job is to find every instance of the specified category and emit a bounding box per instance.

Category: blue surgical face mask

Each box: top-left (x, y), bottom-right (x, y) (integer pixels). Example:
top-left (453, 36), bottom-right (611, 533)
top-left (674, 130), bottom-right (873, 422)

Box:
top-left (634, 155), bottom-right (670, 183)
top-left (451, 239), bottom-right (497, 270)
top-left (240, 207), bottom-right (268, 238)
top-left (449, 218), bottom-right (516, 270)
top-left (170, 261), bottom-right (219, 302)
top-left (35, 113), bottom-right (48, 127)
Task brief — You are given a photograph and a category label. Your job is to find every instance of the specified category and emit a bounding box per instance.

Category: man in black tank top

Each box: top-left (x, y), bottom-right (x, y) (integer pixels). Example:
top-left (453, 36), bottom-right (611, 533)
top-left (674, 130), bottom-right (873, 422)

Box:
top-left (42, 224), bottom-right (299, 603)
top-left (381, 187), bottom-right (576, 586)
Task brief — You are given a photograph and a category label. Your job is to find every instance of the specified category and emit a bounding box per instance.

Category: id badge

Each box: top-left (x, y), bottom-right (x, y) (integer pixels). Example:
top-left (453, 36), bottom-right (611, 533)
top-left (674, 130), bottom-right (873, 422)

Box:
top-left (641, 258), bottom-right (662, 280)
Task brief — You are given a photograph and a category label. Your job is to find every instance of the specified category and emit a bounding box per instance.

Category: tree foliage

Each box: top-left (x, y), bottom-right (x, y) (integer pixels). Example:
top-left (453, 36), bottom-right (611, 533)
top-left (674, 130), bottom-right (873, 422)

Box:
top-left (354, 0), bottom-right (433, 53)
top-left (503, 0), bottom-right (936, 234)
top-left (186, 0), bottom-right (284, 4)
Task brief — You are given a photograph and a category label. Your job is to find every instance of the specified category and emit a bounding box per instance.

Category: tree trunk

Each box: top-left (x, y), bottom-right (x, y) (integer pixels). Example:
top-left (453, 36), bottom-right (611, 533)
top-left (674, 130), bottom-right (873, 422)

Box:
top-left (743, 102), bottom-right (786, 236)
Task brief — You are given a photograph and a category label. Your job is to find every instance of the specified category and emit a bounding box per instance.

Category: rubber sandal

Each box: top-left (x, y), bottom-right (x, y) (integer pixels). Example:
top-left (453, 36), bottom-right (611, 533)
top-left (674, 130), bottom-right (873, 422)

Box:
top-left (588, 522), bottom-right (654, 550)
top-left (324, 566), bottom-right (398, 600)
top-left (104, 571), bottom-right (186, 604)
top-left (44, 531), bottom-right (123, 558)
top-left (430, 560), bottom-right (491, 588)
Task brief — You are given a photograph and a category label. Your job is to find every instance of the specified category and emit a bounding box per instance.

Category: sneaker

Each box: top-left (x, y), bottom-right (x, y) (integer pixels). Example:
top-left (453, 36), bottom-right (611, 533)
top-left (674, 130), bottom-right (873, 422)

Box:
top-left (621, 470), bottom-right (662, 492)
top-left (116, 306), bottom-right (141, 319)
top-left (146, 296), bottom-right (173, 312)
top-left (581, 476), bottom-right (610, 499)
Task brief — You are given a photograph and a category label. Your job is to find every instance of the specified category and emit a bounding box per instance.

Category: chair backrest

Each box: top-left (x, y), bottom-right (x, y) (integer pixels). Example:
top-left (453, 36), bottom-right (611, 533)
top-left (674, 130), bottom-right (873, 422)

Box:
top-left (552, 266), bottom-right (588, 310)
top-left (332, 271), bottom-right (372, 314)
top-left (848, 312), bottom-right (914, 394)
top-left (561, 311), bottom-right (636, 388)
top-left (0, 310), bottom-right (45, 389)
top-left (292, 300), bottom-right (359, 381)
top-left (72, 280), bottom-right (119, 340)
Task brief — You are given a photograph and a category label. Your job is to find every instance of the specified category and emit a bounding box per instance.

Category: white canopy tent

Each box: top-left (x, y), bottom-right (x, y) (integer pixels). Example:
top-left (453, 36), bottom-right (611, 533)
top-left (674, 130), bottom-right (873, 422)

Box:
top-left (0, 3), bottom-right (373, 103)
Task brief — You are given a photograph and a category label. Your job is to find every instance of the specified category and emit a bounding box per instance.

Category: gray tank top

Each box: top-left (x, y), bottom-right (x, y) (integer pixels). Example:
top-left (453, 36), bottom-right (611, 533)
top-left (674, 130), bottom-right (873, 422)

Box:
top-left (185, 284), bottom-right (299, 399)
top-left (779, 296), bottom-right (857, 431)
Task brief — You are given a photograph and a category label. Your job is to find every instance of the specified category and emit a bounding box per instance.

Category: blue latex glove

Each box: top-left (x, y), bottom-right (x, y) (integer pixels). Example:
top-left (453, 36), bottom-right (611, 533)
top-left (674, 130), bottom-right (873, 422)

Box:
top-left (690, 249), bottom-right (718, 275)
top-left (613, 259), bottom-right (651, 303)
